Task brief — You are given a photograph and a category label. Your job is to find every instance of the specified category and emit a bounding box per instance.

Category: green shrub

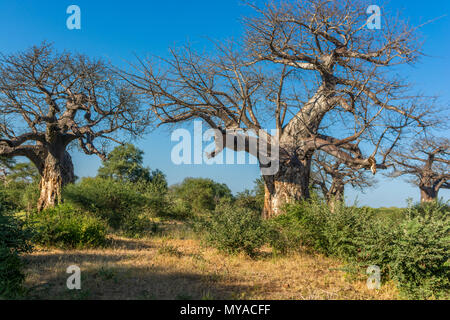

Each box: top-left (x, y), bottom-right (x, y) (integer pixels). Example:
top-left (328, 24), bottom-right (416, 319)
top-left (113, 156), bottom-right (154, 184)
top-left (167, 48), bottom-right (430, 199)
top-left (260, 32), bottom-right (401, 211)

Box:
top-left (194, 203), bottom-right (269, 257)
top-left (234, 190), bottom-right (263, 213)
top-left (0, 247), bottom-right (26, 298)
top-left (359, 202), bottom-right (449, 299)
top-left (282, 199), bottom-right (376, 258)
top-left (367, 206), bottom-right (406, 224)
top-left (390, 214), bottom-right (449, 299)
top-left (0, 204), bottom-right (33, 298)
top-left (64, 177), bottom-right (162, 237)
top-left (30, 203), bottom-right (107, 249)
top-left (171, 178), bottom-right (233, 216)
top-left (278, 199), bottom-right (449, 299)
top-left (233, 178), bottom-right (265, 213)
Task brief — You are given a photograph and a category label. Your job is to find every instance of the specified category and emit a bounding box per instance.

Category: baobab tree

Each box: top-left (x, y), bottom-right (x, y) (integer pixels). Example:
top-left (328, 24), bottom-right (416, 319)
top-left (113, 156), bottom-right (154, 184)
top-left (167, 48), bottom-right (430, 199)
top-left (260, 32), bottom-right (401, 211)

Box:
top-left (311, 152), bottom-right (376, 211)
top-left (0, 44), bottom-right (145, 210)
top-left (125, 0), bottom-right (434, 218)
top-left (390, 138), bottom-right (449, 203)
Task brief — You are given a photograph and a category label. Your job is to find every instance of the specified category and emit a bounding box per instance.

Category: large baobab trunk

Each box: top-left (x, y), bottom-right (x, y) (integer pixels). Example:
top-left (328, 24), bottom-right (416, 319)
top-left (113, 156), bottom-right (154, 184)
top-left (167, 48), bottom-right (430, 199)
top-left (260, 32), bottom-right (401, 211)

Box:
top-left (37, 150), bottom-right (75, 211)
top-left (262, 156), bottom-right (312, 219)
top-left (420, 186), bottom-right (438, 203)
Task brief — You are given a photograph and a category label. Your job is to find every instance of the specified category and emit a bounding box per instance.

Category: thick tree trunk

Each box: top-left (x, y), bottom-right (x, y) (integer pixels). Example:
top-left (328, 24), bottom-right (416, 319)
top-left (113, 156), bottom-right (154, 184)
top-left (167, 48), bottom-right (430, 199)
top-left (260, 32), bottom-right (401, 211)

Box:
top-left (326, 181), bottom-right (344, 213)
top-left (420, 186), bottom-right (438, 203)
top-left (37, 151), bottom-right (75, 211)
top-left (262, 156), bottom-right (312, 219)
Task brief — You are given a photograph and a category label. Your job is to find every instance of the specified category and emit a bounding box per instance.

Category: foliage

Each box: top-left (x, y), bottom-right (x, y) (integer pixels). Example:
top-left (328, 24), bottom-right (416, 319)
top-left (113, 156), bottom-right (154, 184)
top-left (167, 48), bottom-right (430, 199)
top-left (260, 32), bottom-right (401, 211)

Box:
top-left (365, 206), bottom-right (406, 224)
top-left (279, 198), bottom-right (375, 258)
top-left (64, 177), bottom-right (162, 237)
top-left (359, 201), bottom-right (449, 299)
top-left (171, 178), bottom-right (232, 216)
top-left (264, 208), bottom-right (305, 255)
top-left (234, 178), bottom-right (265, 212)
top-left (97, 144), bottom-right (168, 193)
top-left (0, 203), bottom-right (33, 298)
top-left (0, 161), bottom-right (40, 212)
top-left (194, 203), bottom-right (269, 257)
top-left (234, 190), bottom-right (262, 213)
top-left (98, 143), bottom-right (152, 183)
top-left (148, 169), bottom-right (169, 193)
top-left (29, 203), bottom-right (107, 249)
top-left (278, 199), bottom-right (450, 299)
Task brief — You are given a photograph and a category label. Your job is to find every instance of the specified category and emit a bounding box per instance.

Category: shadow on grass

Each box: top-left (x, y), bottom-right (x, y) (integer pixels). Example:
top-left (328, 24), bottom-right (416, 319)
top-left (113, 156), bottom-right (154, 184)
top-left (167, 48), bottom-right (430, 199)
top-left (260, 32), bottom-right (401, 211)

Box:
top-left (23, 250), bottom-right (250, 300)
top-left (107, 237), bottom-right (156, 250)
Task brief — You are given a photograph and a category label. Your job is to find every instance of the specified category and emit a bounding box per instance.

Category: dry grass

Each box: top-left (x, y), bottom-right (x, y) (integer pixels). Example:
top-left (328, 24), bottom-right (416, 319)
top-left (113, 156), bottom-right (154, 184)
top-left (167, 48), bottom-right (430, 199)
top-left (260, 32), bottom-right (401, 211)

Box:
top-left (23, 233), bottom-right (399, 300)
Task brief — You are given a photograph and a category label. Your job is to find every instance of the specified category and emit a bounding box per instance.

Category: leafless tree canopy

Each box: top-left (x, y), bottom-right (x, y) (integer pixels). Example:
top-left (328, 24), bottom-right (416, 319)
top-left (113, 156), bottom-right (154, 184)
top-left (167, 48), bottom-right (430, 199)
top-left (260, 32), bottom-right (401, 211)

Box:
top-left (390, 137), bottom-right (449, 202)
top-left (0, 43), bottom-right (145, 210)
top-left (124, 0), bottom-right (438, 217)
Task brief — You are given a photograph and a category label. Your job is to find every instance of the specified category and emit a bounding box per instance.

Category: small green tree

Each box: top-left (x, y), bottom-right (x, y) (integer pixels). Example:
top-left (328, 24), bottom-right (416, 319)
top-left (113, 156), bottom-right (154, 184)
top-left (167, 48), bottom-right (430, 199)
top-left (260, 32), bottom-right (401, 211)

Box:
top-left (97, 144), bottom-right (167, 192)
top-left (98, 144), bottom-right (151, 183)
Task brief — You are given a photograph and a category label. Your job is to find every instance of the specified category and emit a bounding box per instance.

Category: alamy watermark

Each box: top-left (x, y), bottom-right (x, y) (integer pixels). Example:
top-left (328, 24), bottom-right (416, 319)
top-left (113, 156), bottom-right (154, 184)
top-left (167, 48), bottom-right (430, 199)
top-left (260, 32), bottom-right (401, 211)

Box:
top-left (170, 121), bottom-right (280, 175)
top-left (366, 265), bottom-right (381, 290)
top-left (367, 5), bottom-right (381, 30)
top-left (66, 265), bottom-right (81, 290)
top-left (66, 5), bottom-right (81, 30)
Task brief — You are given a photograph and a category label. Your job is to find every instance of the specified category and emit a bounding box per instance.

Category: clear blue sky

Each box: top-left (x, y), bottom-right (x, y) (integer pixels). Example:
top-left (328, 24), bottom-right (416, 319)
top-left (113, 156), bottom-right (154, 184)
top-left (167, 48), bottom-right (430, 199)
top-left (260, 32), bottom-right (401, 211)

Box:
top-left (0, 0), bottom-right (448, 207)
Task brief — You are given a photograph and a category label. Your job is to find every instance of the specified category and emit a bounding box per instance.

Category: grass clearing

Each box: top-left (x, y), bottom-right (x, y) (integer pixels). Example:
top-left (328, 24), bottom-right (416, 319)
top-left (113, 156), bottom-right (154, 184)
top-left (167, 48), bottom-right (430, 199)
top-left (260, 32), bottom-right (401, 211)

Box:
top-left (23, 232), bottom-right (399, 300)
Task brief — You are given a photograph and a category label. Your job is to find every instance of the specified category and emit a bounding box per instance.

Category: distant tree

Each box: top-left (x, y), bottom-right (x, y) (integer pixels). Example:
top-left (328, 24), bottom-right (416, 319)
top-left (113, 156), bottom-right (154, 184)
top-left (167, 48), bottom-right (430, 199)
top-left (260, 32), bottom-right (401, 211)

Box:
top-left (4, 162), bottom-right (40, 185)
top-left (390, 138), bottom-right (449, 203)
top-left (0, 43), bottom-right (145, 211)
top-left (149, 169), bottom-right (168, 193)
top-left (0, 156), bottom-right (16, 183)
top-left (172, 178), bottom-right (232, 214)
top-left (235, 178), bottom-right (266, 212)
top-left (0, 160), bottom-right (39, 212)
top-left (311, 152), bottom-right (376, 211)
top-left (97, 143), bottom-right (168, 192)
top-left (98, 143), bottom-right (151, 183)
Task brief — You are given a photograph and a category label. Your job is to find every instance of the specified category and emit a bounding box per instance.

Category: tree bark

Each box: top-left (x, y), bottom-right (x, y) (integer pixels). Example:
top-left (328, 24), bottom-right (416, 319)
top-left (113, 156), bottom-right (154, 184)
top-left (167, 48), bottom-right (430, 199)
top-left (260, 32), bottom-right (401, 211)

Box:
top-left (326, 184), bottom-right (344, 213)
top-left (262, 156), bottom-right (312, 219)
top-left (37, 150), bottom-right (75, 211)
top-left (420, 186), bottom-right (438, 203)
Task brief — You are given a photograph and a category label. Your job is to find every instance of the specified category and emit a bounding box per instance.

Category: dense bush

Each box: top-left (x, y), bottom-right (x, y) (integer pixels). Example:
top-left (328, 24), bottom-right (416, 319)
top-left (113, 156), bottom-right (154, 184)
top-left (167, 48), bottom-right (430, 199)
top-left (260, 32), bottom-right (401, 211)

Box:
top-left (0, 204), bottom-right (33, 298)
top-left (359, 202), bottom-right (449, 299)
top-left (368, 206), bottom-right (406, 223)
top-left (29, 203), bottom-right (107, 249)
top-left (234, 178), bottom-right (265, 213)
top-left (171, 178), bottom-right (233, 216)
top-left (234, 190), bottom-right (263, 213)
top-left (194, 203), bottom-right (269, 257)
top-left (277, 199), bottom-right (449, 299)
top-left (64, 177), bottom-right (162, 237)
